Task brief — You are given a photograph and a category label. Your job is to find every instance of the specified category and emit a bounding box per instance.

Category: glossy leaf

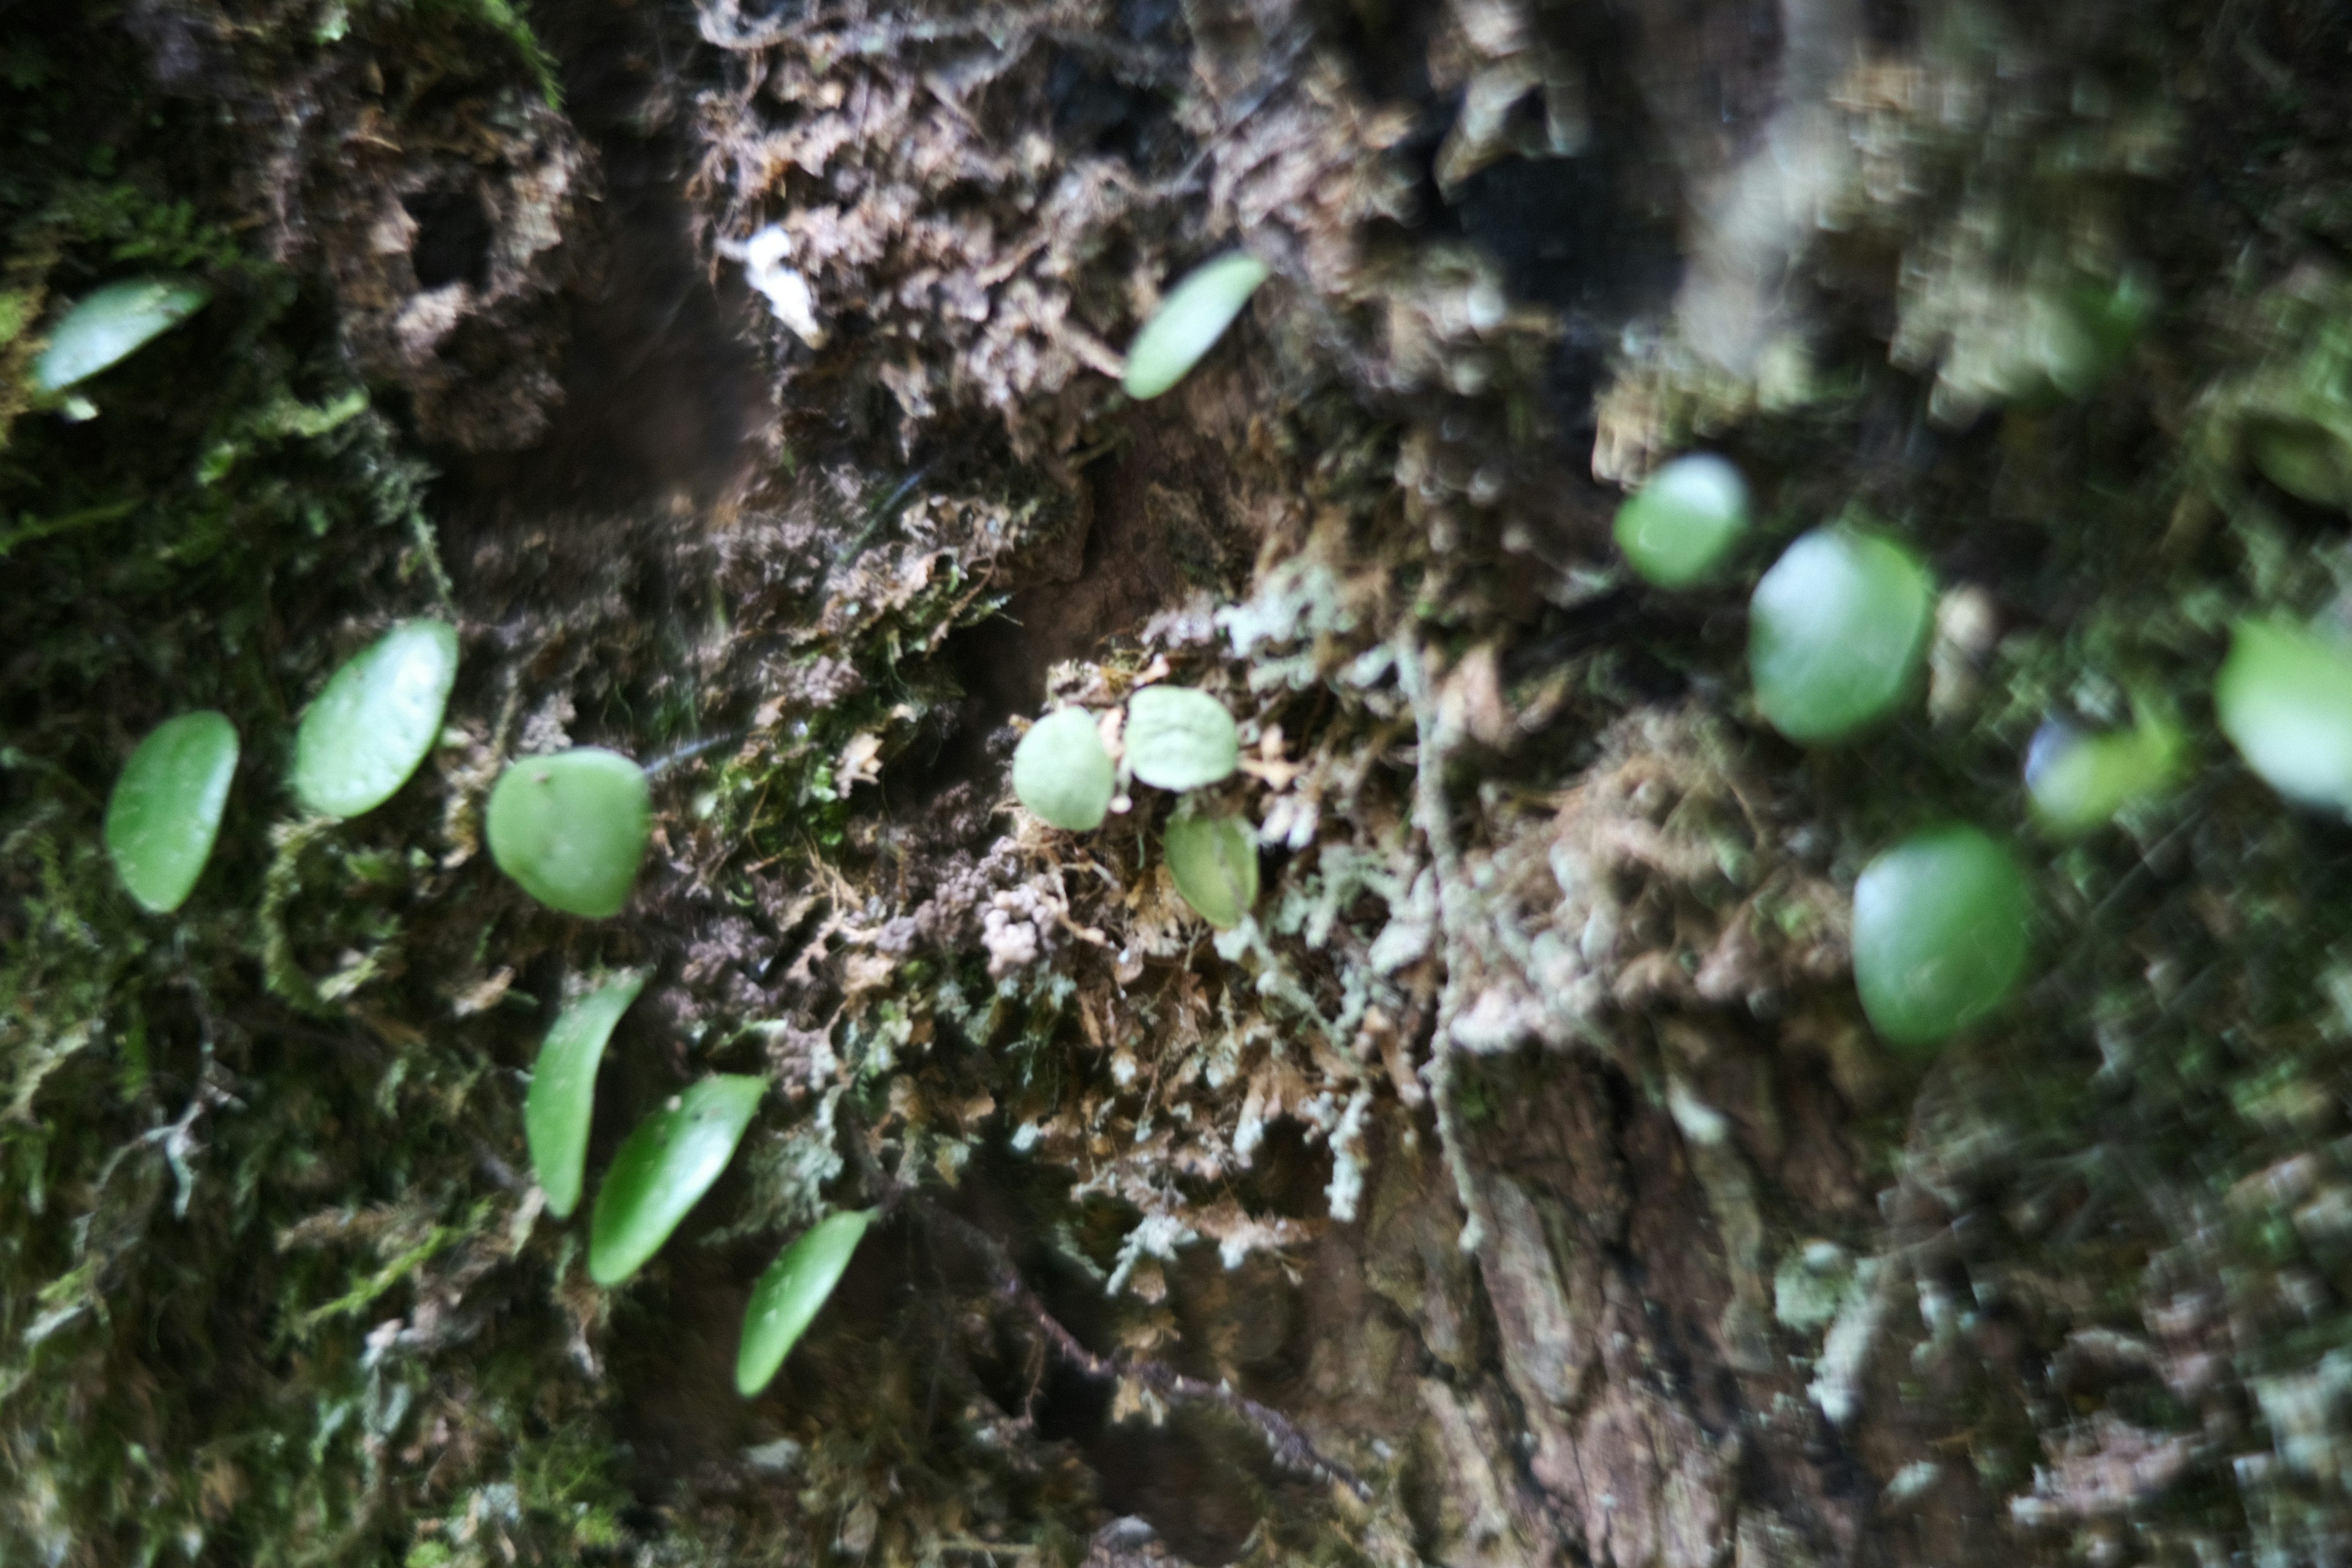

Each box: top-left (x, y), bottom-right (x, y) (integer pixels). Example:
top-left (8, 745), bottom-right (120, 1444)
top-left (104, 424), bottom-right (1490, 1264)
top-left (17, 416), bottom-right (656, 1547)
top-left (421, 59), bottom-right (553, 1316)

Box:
top-left (1851, 826), bottom-right (2034, 1049)
top-left (486, 747), bottom-right (652, 918)
top-left (1123, 252), bottom-right (1270, 401)
top-left (2025, 716), bottom-right (2180, 837)
top-left (1011, 709), bottom-right (1114, 830)
top-left (291, 619), bottom-right (459, 818)
top-left (589, 1074), bottom-right (766, 1287)
top-left (1748, 526), bottom-right (1934, 745)
top-left (32, 276), bottom-right (211, 393)
top-left (1124, 686), bottom-right (1239, 792)
top-left (737, 1208), bottom-right (876, 1396)
top-left (526, 973), bottom-right (646, 1219)
top-left (1614, 453), bottom-right (1751, 589)
top-left (105, 710), bottom-right (238, 914)
top-left (2215, 617), bottom-right (2352, 812)
top-left (1164, 809), bottom-right (1259, 930)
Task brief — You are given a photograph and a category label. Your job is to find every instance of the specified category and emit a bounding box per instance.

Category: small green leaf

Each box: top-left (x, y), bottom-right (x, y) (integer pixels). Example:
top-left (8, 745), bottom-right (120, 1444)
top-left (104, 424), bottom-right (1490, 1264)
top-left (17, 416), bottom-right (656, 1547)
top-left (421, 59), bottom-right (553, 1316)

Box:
top-left (1851, 826), bottom-right (2034, 1049)
top-left (1748, 526), bottom-right (1934, 745)
top-left (32, 276), bottom-right (211, 392)
top-left (486, 748), bottom-right (652, 918)
top-left (1122, 252), bottom-right (1270, 401)
top-left (737, 1208), bottom-right (876, 1396)
top-left (1614, 453), bottom-right (1751, 588)
top-left (291, 619), bottom-right (459, 818)
top-left (2247, 420), bottom-right (2350, 509)
top-left (2217, 617), bottom-right (2352, 810)
top-left (589, 1074), bottom-right (766, 1287)
top-left (104, 710), bottom-right (238, 914)
top-left (1124, 686), bottom-right (1239, 792)
top-left (526, 973), bottom-right (646, 1219)
top-left (2024, 715), bottom-right (2180, 837)
top-left (1011, 708), bottom-right (1114, 830)
top-left (1163, 808), bottom-right (1259, 930)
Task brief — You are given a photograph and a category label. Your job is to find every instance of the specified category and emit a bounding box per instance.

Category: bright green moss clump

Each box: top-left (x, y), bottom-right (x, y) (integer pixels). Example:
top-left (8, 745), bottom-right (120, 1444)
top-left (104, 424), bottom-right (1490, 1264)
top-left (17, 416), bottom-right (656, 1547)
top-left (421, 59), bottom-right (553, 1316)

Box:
top-left (1614, 453), bottom-right (1750, 588)
top-left (1851, 825), bottom-right (2034, 1049)
top-left (104, 710), bottom-right (238, 913)
top-left (486, 747), bottom-right (653, 917)
top-left (2215, 617), bottom-right (2352, 812)
top-left (1011, 708), bottom-right (1114, 830)
top-left (1748, 526), bottom-right (1935, 745)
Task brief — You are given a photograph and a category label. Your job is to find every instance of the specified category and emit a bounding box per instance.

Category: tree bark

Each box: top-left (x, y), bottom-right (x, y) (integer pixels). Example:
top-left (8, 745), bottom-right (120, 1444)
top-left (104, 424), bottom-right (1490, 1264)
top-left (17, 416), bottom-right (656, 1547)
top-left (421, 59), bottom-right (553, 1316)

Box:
top-left (6, 1), bottom-right (2352, 1566)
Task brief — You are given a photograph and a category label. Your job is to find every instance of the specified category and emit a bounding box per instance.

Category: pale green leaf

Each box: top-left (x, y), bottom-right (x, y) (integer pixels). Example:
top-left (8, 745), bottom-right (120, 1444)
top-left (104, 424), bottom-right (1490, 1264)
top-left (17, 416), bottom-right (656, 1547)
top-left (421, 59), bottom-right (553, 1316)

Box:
top-left (737, 1208), bottom-right (876, 1396)
top-left (291, 619), bottom-right (459, 818)
top-left (1164, 808), bottom-right (1258, 930)
top-left (589, 1074), bottom-right (766, 1287)
top-left (1011, 709), bottom-right (1114, 830)
top-left (33, 276), bottom-right (211, 392)
top-left (486, 748), bottom-right (652, 918)
top-left (1122, 252), bottom-right (1270, 401)
top-left (104, 710), bottom-right (238, 914)
top-left (1124, 686), bottom-right (1238, 792)
top-left (526, 973), bottom-right (646, 1219)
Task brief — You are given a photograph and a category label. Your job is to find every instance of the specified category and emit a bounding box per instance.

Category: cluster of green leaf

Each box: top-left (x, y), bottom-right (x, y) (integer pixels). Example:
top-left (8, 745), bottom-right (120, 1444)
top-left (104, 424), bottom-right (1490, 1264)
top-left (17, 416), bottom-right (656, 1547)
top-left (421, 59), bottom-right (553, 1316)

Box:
top-left (1011, 684), bottom-right (1260, 928)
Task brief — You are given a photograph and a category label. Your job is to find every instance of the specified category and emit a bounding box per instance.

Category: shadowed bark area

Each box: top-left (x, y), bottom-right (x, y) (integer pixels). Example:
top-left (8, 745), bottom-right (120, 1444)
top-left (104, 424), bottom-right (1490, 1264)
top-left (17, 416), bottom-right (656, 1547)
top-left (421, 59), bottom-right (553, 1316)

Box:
top-left (9, 1), bottom-right (2352, 1566)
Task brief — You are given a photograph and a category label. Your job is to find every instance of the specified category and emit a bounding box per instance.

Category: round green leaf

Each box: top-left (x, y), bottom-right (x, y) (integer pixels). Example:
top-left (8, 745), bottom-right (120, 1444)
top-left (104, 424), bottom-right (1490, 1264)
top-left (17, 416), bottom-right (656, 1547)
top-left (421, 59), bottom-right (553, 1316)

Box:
top-left (1164, 809), bottom-right (1259, 930)
top-left (2025, 716), bottom-right (2180, 837)
top-left (104, 710), bottom-right (239, 914)
top-left (1748, 526), bottom-right (1935, 745)
top-left (291, 619), bottom-right (459, 818)
top-left (485, 748), bottom-right (653, 918)
top-left (1122, 252), bottom-right (1270, 401)
top-left (1614, 453), bottom-right (1751, 589)
top-left (1124, 686), bottom-right (1239, 792)
top-left (2217, 617), bottom-right (2352, 812)
top-left (1011, 708), bottom-right (1114, 831)
top-left (2248, 420), bottom-right (2351, 510)
top-left (737, 1208), bottom-right (876, 1397)
top-left (32, 276), bottom-right (211, 393)
top-left (1851, 826), bottom-right (2034, 1049)
top-left (526, 973), bottom-right (646, 1219)
top-left (589, 1074), bottom-right (767, 1287)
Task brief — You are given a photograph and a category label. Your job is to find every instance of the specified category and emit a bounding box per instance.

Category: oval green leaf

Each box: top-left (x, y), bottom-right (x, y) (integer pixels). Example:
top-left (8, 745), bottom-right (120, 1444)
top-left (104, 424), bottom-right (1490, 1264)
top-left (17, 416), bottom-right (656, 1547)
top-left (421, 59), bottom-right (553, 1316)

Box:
top-left (1614, 453), bottom-right (1751, 589)
top-left (33, 276), bottom-right (211, 393)
top-left (2216, 617), bottom-right (2352, 812)
top-left (1749, 526), bottom-right (1935, 745)
top-left (105, 710), bottom-right (239, 914)
top-left (589, 1074), bottom-right (767, 1287)
top-left (2024, 716), bottom-right (2180, 837)
top-left (737, 1207), bottom-right (876, 1396)
top-left (1851, 825), bottom-right (2034, 1049)
top-left (526, 973), bottom-right (646, 1219)
top-left (1124, 686), bottom-right (1240, 792)
top-left (1011, 708), bottom-right (1114, 831)
top-left (291, 619), bottom-right (459, 818)
top-left (1123, 252), bottom-right (1270, 401)
top-left (1164, 808), bottom-right (1259, 930)
top-left (485, 747), bottom-right (653, 918)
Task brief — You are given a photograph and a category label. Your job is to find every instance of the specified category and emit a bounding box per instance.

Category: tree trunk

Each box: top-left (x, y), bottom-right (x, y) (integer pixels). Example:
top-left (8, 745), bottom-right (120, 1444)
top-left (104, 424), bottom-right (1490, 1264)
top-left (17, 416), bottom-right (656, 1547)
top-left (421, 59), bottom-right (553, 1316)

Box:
top-left (6, 1), bottom-right (2352, 1566)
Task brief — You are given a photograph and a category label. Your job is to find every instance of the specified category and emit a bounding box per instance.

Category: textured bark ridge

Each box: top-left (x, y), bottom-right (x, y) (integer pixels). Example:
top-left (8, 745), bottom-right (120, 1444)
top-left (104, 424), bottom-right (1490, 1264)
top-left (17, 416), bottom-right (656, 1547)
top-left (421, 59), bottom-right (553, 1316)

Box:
top-left (9, 1), bottom-right (2352, 1566)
